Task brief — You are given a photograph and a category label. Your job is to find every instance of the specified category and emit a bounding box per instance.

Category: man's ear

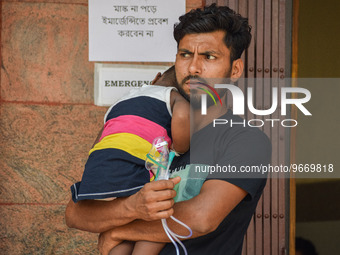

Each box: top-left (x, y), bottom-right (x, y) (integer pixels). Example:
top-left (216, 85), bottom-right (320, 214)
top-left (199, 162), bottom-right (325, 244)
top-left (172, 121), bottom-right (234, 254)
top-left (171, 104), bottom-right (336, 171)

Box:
top-left (230, 59), bottom-right (244, 82)
top-left (151, 72), bottom-right (162, 85)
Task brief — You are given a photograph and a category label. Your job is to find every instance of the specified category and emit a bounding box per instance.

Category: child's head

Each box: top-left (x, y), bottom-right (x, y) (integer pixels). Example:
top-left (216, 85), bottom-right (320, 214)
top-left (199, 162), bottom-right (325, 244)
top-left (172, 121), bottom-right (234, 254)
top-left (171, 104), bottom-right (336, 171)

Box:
top-left (152, 66), bottom-right (178, 88)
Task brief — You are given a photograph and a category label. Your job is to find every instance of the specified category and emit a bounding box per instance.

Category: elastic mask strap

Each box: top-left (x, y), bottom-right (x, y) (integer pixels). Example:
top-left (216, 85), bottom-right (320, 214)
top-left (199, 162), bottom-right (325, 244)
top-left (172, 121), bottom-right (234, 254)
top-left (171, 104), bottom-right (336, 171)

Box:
top-left (146, 154), bottom-right (167, 169)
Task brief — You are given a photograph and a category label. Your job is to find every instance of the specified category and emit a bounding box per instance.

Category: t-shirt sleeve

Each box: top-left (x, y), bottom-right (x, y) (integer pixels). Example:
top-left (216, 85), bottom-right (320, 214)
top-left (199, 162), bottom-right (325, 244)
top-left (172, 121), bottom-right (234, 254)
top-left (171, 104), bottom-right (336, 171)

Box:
top-left (207, 128), bottom-right (272, 199)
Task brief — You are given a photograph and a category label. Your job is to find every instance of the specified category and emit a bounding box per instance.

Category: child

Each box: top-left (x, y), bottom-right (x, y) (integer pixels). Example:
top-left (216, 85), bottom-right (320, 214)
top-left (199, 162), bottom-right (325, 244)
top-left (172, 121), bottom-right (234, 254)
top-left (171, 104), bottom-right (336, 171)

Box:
top-left (70, 66), bottom-right (190, 254)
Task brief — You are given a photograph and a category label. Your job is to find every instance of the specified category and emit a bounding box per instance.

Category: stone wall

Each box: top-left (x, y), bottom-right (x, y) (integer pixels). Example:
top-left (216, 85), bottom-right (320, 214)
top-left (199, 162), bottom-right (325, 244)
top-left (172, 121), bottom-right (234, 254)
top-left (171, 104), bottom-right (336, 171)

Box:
top-left (0, 0), bottom-right (204, 254)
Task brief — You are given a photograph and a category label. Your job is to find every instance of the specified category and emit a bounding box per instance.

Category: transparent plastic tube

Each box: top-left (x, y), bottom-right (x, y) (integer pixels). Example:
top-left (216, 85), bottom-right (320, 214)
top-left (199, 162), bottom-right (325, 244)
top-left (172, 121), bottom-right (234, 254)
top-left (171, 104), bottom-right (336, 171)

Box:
top-left (146, 138), bottom-right (193, 254)
top-left (159, 151), bottom-right (192, 255)
top-left (162, 216), bottom-right (193, 255)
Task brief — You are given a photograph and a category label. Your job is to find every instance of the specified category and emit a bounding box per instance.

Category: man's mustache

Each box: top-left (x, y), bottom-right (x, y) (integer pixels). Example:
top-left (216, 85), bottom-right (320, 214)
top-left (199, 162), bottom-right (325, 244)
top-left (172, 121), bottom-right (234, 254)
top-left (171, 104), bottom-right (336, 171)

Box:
top-left (180, 75), bottom-right (209, 86)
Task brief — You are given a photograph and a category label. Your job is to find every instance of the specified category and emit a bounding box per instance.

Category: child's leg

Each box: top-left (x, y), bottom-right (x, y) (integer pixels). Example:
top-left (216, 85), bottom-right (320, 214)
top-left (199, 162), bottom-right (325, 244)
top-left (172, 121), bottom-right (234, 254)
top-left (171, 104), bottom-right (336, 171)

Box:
top-left (132, 241), bottom-right (166, 255)
top-left (108, 241), bottom-right (135, 255)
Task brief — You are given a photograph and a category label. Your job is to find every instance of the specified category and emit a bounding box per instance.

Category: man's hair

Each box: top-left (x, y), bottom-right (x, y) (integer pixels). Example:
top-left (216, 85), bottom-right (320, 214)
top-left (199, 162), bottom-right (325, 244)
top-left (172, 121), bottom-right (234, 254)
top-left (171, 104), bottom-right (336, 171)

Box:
top-left (173, 3), bottom-right (252, 63)
top-left (295, 237), bottom-right (319, 255)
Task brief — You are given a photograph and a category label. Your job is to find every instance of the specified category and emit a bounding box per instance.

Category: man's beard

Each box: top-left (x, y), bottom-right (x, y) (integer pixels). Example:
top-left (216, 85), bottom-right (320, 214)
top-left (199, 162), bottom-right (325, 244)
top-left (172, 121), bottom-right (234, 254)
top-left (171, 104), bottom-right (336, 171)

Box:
top-left (177, 85), bottom-right (190, 102)
top-left (178, 71), bottom-right (232, 109)
top-left (190, 91), bottom-right (218, 109)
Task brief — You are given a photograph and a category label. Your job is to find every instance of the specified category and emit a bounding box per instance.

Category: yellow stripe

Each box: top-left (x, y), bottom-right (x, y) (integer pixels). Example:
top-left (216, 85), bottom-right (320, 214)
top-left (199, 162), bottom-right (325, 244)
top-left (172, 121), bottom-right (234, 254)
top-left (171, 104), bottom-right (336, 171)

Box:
top-left (89, 133), bottom-right (152, 161)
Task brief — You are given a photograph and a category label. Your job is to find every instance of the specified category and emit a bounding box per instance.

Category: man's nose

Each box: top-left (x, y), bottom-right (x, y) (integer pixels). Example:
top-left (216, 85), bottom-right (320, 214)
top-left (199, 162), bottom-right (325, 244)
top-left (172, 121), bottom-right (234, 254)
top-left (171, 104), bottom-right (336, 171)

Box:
top-left (188, 55), bottom-right (202, 76)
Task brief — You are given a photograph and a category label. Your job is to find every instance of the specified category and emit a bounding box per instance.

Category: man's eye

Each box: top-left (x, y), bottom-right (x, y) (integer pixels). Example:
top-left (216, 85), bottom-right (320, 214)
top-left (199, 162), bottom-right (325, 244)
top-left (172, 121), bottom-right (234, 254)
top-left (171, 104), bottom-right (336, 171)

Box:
top-left (206, 55), bottom-right (216, 60)
top-left (180, 53), bottom-right (191, 58)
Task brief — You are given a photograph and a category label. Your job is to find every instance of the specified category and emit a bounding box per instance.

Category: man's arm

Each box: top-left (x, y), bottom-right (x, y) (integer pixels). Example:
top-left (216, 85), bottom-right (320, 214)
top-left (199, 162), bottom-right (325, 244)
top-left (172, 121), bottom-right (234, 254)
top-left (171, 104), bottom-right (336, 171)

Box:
top-left (65, 177), bottom-right (181, 233)
top-left (98, 179), bottom-right (247, 255)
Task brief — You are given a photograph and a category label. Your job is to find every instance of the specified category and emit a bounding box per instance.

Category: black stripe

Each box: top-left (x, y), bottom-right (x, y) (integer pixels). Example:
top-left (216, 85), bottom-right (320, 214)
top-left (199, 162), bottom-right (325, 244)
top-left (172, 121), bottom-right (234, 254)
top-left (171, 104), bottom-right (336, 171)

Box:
top-left (105, 96), bottom-right (172, 139)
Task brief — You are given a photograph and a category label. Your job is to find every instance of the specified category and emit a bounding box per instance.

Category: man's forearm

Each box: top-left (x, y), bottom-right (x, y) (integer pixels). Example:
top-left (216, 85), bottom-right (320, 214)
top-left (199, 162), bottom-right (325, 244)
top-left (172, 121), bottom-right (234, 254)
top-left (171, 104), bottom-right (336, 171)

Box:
top-left (108, 201), bottom-right (209, 244)
top-left (65, 196), bottom-right (137, 233)
top-left (104, 180), bottom-right (248, 243)
top-left (65, 178), bottom-right (181, 233)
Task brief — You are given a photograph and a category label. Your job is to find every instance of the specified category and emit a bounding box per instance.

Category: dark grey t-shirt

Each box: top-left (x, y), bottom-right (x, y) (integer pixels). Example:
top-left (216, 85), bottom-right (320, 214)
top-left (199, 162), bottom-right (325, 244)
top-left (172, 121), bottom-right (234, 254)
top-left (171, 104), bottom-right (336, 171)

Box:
top-left (160, 110), bottom-right (271, 255)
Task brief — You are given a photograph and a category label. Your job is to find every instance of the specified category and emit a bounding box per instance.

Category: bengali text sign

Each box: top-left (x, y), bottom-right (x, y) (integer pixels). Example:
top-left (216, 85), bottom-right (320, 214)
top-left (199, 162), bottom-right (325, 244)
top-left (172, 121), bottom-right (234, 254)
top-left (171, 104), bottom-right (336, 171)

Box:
top-left (89, 0), bottom-right (186, 62)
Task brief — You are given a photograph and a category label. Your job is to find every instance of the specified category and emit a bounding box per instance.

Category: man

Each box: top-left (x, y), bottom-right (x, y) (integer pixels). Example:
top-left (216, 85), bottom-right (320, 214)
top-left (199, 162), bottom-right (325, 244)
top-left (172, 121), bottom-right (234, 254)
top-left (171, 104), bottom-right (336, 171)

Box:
top-left (65, 4), bottom-right (271, 255)
top-left (295, 237), bottom-right (319, 255)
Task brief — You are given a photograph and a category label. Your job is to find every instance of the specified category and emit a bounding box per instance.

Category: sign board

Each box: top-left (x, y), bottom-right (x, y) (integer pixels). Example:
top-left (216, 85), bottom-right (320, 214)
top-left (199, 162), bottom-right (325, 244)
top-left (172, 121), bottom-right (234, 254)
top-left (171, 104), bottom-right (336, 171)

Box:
top-left (89, 0), bottom-right (186, 62)
top-left (94, 64), bottom-right (171, 106)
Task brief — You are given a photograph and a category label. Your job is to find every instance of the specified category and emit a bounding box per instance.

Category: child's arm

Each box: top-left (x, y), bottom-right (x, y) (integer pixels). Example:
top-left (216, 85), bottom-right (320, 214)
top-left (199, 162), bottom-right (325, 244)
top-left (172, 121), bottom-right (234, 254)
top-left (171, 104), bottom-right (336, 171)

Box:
top-left (171, 91), bottom-right (190, 154)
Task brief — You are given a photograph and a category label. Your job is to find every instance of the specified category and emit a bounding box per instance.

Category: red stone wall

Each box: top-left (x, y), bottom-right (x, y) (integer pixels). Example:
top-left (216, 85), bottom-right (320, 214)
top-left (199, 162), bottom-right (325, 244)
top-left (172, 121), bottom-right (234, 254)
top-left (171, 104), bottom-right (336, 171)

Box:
top-left (0, 0), bottom-right (204, 254)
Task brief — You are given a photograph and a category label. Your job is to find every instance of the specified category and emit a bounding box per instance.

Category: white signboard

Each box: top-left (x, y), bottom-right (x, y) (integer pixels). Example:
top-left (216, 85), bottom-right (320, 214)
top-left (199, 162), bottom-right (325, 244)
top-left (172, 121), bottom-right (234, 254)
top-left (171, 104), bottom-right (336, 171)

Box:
top-left (89, 0), bottom-right (186, 62)
top-left (94, 64), bottom-right (171, 106)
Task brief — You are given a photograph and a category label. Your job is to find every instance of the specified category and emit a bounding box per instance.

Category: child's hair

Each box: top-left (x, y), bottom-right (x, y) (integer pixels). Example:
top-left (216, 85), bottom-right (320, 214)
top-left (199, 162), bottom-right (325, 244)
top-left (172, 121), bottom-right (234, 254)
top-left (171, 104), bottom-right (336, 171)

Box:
top-left (156, 66), bottom-right (177, 87)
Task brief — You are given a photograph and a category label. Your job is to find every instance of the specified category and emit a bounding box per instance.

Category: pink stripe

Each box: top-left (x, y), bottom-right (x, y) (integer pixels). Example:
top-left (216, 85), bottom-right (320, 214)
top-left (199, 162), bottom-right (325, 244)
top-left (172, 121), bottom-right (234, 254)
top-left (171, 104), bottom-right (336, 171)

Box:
top-left (100, 115), bottom-right (172, 146)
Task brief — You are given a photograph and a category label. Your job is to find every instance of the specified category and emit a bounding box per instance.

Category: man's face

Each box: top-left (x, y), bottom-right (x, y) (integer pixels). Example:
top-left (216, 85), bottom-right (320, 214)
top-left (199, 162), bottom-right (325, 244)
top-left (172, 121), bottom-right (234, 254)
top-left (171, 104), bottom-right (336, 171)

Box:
top-left (175, 30), bottom-right (233, 103)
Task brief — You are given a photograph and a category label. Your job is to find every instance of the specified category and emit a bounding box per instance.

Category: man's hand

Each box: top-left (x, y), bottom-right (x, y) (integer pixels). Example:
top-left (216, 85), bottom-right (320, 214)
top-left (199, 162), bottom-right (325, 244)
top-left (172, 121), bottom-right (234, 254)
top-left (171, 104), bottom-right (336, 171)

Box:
top-left (98, 230), bottom-right (121, 255)
top-left (130, 176), bottom-right (181, 221)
